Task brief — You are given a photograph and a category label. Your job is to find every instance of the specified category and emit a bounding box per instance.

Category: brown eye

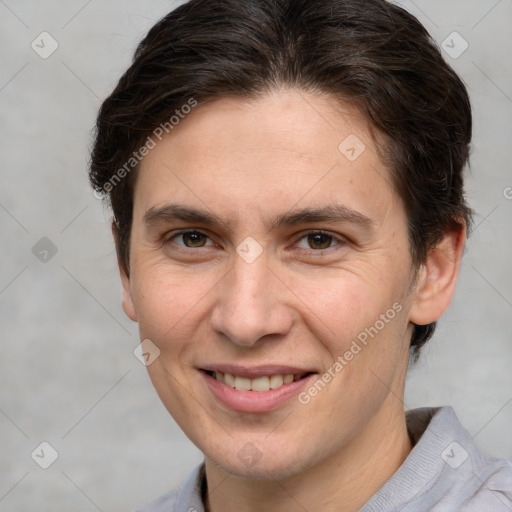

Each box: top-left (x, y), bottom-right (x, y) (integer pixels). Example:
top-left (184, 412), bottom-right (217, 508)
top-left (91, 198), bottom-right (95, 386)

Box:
top-left (182, 232), bottom-right (207, 247)
top-left (294, 231), bottom-right (344, 254)
top-left (307, 232), bottom-right (334, 250)
top-left (171, 231), bottom-right (212, 248)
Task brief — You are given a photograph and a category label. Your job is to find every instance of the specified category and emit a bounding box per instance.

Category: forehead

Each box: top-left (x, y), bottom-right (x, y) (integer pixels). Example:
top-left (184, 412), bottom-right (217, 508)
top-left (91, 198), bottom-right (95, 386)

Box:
top-left (133, 89), bottom-right (398, 226)
top-left (157, 89), bottom-right (372, 164)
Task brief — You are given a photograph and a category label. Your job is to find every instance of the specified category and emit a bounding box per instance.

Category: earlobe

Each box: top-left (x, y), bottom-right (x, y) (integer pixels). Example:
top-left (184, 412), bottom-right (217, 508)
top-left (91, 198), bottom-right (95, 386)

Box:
top-left (409, 222), bottom-right (466, 327)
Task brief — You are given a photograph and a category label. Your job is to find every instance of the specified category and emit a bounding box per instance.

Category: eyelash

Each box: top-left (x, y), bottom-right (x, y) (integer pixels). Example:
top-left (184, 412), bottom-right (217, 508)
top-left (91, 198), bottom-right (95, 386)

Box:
top-left (165, 229), bottom-right (346, 254)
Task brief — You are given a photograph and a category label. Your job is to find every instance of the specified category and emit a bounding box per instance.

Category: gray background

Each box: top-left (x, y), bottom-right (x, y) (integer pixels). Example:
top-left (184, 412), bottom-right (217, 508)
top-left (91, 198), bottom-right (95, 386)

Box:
top-left (0, 0), bottom-right (511, 510)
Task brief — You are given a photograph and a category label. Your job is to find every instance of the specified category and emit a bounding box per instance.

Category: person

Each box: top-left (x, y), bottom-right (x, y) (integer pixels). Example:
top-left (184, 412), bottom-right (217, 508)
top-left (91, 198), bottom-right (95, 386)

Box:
top-left (88, 0), bottom-right (512, 510)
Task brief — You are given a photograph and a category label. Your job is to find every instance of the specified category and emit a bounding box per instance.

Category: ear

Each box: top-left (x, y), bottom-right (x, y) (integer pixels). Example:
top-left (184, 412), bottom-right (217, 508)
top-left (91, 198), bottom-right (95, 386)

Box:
top-left (112, 221), bottom-right (138, 322)
top-left (120, 267), bottom-right (138, 322)
top-left (409, 221), bottom-right (466, 327)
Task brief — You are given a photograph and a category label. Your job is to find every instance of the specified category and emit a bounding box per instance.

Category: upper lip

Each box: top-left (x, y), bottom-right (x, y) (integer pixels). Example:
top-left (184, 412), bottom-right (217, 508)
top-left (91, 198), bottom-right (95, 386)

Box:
top-left (200, 364), bottom-right (317, 380)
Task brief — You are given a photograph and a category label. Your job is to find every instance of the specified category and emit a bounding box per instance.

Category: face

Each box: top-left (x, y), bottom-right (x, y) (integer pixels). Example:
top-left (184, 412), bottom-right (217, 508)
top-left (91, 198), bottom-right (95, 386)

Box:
top-left (121, 89), bottom-right (426, 479)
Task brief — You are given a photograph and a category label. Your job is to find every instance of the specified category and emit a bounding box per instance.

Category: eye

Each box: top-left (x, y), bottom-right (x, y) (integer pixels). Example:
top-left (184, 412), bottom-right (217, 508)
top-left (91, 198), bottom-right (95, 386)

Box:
top-left (295, 231), bottom-right (344, 251)
top-left (168, 230), bottom-right (214, 248)
top-left (165, 229), bottom-right (344, 253)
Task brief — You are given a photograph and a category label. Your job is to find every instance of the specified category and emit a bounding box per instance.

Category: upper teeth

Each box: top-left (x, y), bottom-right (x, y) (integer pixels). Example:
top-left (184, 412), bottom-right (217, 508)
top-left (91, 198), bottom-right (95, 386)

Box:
top-left (214, 371), bottom-right (297, 391)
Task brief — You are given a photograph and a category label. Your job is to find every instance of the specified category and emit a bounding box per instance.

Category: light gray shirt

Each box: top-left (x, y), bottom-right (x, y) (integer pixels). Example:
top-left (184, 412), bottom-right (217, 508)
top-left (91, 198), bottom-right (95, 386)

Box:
top-left (135, 406), bottom-right (512, 511)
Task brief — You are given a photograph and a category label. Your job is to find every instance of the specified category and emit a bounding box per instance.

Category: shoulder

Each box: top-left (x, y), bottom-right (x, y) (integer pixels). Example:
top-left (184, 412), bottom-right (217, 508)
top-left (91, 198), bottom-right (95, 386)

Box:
top-left (363, 406), bottom-right (512, 511)
top-left (456, 450), bottom-right (512, 510)
top-left (413, 406), bottom-right (512, 511)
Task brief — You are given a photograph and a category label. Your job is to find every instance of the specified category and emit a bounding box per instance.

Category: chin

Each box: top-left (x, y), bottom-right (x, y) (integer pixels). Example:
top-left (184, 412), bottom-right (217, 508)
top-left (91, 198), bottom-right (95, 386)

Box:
top-left (206, 444), bottom-right (316, 481)
top-left (218, 461), bottom-right (302, 481)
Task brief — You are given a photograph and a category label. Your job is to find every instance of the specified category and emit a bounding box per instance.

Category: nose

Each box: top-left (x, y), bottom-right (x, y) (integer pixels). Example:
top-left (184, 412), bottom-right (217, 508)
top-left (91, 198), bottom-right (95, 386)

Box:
top-left (209, 254), bottom-right (293, 348)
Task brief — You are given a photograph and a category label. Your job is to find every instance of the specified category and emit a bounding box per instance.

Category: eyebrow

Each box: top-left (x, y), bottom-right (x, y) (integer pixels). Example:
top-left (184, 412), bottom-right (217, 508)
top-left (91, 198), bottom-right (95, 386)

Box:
top-left (144, 204), bottom-right (228, 228)
top-left (271, 204), bottom-right (373, 230)
top-left (143, 203), bottom-right (373, 231)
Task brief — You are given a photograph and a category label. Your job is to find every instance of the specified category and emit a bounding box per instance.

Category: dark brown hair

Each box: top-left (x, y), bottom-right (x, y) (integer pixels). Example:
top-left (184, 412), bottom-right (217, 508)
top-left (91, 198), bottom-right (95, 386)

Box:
top-left (89, 0), bottom-right (473, 360)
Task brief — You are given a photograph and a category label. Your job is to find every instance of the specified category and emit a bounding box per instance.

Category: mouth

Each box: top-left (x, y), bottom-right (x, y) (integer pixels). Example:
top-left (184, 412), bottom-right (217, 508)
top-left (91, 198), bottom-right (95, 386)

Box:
top-left (199, 366), bottom-right (317, 413)
top-left (203, 370), bottom-right (313, 392)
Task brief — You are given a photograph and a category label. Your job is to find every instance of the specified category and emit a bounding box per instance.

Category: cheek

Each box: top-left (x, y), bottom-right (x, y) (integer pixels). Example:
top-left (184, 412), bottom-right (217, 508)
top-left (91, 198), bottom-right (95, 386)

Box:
top-left (130, 263), bottom-right (218, 344)
top-left (290, 265), bottom-right (404, 349)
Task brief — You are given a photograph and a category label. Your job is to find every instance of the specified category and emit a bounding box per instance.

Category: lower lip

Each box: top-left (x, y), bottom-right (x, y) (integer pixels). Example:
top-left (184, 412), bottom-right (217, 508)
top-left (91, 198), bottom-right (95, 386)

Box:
top-left (202, 372), bottom-right (314, 413)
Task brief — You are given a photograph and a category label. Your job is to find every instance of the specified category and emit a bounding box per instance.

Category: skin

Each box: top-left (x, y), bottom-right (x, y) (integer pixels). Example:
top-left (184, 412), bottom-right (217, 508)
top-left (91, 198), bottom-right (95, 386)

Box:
top-left (120, 89), bottom-right (466, 512)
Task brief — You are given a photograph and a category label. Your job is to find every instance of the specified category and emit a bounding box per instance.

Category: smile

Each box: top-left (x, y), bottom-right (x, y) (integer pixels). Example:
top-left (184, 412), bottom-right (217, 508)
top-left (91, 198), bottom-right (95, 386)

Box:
top-left (206, 371), bottom-right (308, 392)
top-left (201, 367), bottom-right (317, 413)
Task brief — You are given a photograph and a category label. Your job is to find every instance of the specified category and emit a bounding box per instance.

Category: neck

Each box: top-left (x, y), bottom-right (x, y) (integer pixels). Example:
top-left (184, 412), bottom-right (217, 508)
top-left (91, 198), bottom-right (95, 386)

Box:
top-left (204, 403), bottom-right (413, 512)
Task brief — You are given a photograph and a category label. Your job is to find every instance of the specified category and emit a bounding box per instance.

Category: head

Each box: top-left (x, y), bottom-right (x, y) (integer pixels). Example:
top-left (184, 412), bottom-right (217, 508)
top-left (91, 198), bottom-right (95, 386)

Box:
top-left (89, 0), bottom-right (472, 480)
